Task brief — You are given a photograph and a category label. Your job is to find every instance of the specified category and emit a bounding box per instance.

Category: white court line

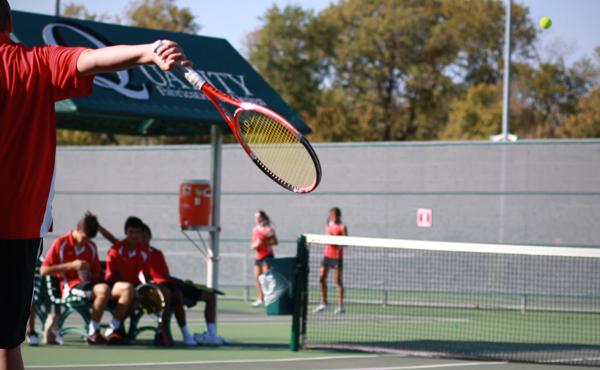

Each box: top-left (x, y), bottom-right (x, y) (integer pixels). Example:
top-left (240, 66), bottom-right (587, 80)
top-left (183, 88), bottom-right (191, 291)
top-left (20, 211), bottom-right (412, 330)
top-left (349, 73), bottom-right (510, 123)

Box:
top-left (26, 354), bottom-right (379, 369)
top-left (308, 362), bottom-right (508, 370)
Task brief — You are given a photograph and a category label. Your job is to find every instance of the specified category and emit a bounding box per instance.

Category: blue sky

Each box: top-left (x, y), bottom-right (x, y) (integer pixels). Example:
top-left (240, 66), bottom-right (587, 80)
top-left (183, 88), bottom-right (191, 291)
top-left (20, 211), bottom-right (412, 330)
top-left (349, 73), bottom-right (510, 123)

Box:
top-left (10, 0), bottom-right (600, 64)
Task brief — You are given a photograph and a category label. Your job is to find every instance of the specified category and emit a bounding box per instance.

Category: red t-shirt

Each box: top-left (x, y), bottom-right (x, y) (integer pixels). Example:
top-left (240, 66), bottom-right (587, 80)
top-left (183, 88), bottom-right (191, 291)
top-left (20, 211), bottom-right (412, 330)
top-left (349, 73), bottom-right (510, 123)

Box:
top-left (0, 34), bottom-right (93, 238)
top-left (323, 222), bottom-right (346, 260)
top-left (105, 240), bottom-right (150, 285)
top-left (42, 231), bottom-right (102, 296)
top-left (252, 225), bottom-right (276, 260)
top-left (148, 246), bottom-right (172, 284)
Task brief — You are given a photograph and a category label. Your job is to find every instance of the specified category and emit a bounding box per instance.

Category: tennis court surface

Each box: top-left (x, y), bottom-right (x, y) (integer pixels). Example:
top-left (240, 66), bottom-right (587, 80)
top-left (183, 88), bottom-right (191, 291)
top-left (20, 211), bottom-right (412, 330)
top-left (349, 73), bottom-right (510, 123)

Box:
top-left (23, 300), bottom-right (595, 370)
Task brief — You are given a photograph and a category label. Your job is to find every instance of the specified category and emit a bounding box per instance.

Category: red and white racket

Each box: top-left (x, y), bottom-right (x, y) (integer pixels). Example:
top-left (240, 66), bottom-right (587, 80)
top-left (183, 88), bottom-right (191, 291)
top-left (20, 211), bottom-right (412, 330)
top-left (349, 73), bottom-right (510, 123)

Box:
top-left (153, 41), bottom-right (321, 193)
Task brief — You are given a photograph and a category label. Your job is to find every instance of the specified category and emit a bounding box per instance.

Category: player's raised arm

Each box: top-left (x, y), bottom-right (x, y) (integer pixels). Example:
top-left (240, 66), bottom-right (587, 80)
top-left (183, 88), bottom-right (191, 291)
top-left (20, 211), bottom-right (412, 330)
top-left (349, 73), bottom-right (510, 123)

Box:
top-left (76, 40), bottom-right (192, 76)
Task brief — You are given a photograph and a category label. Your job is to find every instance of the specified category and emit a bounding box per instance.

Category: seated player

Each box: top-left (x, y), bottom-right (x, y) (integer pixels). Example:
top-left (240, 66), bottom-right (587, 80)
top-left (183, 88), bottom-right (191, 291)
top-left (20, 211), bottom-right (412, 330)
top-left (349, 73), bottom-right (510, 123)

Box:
top-left (313, 207), bottom-right (348, 315)
top-left (141, 224), bottom-right (229, 346)
top-left (103, 216), bottom-right (151, 343)
top-left (100, 217), bottom-right (175, 345)
top-left (40, 212), bottom-right (135, 344)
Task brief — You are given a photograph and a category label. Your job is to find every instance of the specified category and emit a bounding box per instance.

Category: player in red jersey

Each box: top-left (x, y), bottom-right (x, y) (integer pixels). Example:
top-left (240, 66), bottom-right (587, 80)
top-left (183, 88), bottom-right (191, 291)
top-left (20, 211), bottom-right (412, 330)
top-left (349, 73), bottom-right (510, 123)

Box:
top-left (250, 211), bottom-right (278, 307)
top-left (100, 219), bottom-right (174, 345)
top-left (0, 1), bottom-right (190, 365)
top-left (141, 224), bottom-right (229, 346)
top-left (103, 216), bottom-right (151, 344)
top-left (41, 213), bottom-right (134, 345)
top-left (314, 207), bottom-right (348, 314)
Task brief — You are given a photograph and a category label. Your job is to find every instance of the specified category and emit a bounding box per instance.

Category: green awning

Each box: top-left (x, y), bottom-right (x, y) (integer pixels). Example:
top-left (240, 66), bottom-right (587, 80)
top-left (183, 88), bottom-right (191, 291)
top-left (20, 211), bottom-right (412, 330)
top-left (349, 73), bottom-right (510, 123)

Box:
top-left (11, 11), bottom-right (311, 136)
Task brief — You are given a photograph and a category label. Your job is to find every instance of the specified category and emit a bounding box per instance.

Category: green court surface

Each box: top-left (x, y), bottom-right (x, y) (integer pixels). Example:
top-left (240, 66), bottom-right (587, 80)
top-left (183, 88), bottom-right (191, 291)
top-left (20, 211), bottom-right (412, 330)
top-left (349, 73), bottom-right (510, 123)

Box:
top-left (306, 301), bottom-right (600, 344)
top-left (22, 300), bottom-right (594, 370)
top-left (23, 300), bottom-right (301, 366)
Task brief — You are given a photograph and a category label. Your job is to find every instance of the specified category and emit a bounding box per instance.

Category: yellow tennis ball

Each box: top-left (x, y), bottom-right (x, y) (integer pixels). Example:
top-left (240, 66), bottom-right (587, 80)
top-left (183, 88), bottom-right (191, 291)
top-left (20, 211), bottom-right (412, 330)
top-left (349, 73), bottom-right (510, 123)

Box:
top-left (539, 16), bottom-right (552, 30)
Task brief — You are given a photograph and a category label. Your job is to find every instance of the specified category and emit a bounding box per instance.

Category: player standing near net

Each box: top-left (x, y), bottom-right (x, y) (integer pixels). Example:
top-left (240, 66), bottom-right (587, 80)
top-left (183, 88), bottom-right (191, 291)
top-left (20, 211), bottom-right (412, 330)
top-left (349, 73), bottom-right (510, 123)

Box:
top-left (0, 1), bottom-right (190, 367)
top-left (314, 207), bottom-right (348, 314)
top-left (251, 211), bottom-right (278, 307)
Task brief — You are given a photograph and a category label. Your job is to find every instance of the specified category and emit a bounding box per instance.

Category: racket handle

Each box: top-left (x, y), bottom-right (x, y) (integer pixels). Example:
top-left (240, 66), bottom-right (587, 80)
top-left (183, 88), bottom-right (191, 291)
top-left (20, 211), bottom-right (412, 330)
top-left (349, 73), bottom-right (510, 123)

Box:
top-left (151, 40), bottom-right (206, 90)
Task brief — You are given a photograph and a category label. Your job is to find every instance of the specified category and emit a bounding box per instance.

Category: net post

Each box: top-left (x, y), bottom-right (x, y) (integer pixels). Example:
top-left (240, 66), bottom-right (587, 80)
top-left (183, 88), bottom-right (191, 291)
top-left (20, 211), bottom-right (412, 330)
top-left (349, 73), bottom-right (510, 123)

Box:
top-left (291, 234), bottom-right (308, 351)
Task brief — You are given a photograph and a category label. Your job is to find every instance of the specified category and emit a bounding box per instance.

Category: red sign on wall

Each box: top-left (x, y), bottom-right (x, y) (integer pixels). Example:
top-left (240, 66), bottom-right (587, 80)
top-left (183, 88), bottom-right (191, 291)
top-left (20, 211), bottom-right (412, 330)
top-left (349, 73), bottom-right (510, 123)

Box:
top-left (417, 208), bottom-right (432, 228)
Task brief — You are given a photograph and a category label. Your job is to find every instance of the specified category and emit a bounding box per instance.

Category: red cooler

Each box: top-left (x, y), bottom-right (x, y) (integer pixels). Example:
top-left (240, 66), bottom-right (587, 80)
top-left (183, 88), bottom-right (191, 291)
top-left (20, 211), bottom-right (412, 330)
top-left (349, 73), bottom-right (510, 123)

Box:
top-left (179, 180), bottom-right (212, 229)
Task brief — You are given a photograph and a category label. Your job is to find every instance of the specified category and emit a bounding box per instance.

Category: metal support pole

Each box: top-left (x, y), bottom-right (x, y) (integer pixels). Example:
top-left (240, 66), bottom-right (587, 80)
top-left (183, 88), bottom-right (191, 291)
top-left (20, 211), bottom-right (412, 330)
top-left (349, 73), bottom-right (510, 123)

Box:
top-left (54, 0), bottom-right (60, 16)
top-left (207, 124), bottom-right (223, 288)
top-left (501, 0), bottom-right (512, 141)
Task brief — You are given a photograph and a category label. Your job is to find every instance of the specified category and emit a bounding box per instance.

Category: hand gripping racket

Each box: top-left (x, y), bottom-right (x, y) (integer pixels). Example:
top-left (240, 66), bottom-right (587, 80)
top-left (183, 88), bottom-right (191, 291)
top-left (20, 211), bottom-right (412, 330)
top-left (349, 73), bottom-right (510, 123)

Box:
top-left (153, 40), bottom-right (321, 193)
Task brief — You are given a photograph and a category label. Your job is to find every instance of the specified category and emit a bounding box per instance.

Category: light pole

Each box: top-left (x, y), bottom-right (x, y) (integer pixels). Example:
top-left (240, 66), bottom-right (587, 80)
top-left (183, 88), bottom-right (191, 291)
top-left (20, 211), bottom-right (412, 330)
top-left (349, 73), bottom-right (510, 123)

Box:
top-left (55, 0), bottom-right (60, 16)
top-left (500, 0), bottom-right (512, 141)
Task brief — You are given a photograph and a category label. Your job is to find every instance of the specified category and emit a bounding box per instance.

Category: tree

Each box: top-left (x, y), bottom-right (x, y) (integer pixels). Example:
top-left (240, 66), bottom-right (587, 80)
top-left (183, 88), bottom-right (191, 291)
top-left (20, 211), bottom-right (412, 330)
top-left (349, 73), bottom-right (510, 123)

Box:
top-left (311, 0), bottom-right (457, 141)
top-left (442, 55), bottom-right (598, 141)
top-left (440, 0), bottom-right (537, 86)
top-left (247, 0), bottom-right (537, 142)
top-left (126, 0), bottom-right (200, 34)
top-left (246, 5), bottom-right (331, 117)
top-left (441, 83), bottom-right (503, 140)
top-left (558, 88), bottom-right (600, 138)
top-left (511, 53), bottom-right (598, 138)
top-left (63, 3), bottom-right (114, 22)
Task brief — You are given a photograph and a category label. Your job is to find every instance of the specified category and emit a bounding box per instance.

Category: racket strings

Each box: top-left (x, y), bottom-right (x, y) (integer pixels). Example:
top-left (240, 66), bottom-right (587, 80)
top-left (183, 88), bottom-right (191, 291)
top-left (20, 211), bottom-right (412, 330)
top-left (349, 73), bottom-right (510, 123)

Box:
top-left (239, 111), bottom-right (317, 191)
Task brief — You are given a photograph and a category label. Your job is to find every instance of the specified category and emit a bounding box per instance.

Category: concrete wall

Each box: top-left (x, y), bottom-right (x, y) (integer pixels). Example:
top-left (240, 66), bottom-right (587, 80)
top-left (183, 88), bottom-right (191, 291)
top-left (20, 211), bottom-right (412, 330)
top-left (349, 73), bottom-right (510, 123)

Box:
top-left (45, 140), bottom-right (600, 289)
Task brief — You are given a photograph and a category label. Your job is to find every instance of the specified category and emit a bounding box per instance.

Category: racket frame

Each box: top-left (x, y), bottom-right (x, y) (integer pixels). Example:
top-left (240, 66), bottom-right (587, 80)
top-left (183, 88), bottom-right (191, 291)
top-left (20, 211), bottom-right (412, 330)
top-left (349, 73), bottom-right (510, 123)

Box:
top-left (153, 41), bottom-right (321, 193)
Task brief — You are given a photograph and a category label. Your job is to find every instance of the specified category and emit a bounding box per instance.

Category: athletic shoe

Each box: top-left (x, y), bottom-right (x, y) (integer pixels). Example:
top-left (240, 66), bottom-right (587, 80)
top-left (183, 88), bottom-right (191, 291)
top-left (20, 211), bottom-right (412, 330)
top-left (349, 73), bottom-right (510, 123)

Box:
top-left (313, 303), bottom-right (328, 313)
top-left (251, 299), bottom-right (264, 307)
top-left (106, 327), bottom-right (128, 345)
top-left (334, 306), bottom-right (345, 315)
top-left (26, 331), bottom-right (39, 346)
top-left (104, 327), bottom-right (114, 337)
top-left (193, 331), bottom-right (229, 346)
top-left (220, 336), bottom-right (231, 345)
top-left (44, 328), bottom-right (63, 345)
top-left (54, 332), bottom-right (64, 345)
top-left (87, 331), bottom-right (108, 345)
top-left (182, 335), bottom-right (197, 346)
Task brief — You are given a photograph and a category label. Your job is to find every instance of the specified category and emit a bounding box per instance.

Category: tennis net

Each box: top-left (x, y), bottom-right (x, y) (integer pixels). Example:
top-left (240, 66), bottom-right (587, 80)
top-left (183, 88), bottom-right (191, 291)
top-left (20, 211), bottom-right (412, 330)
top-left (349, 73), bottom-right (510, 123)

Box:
top-left (292, 234), bottom-right (600, 366)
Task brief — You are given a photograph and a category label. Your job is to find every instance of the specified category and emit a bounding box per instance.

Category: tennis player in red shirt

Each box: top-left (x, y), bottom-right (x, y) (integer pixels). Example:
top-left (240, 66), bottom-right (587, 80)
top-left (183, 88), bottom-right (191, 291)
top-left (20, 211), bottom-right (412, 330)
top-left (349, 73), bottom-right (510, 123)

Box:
top-left (104, 216), bottom-right (151, 343)
top-left (313, 207), bottom-right (348, 315)
top-left (250, 211), bottom-right (278, 307)
top-left (0, 1), bottom-right (190, 365)
top-left (142, 224), bottom-right (229, 346)
top-left (40, 213), bottom-right (134, 345)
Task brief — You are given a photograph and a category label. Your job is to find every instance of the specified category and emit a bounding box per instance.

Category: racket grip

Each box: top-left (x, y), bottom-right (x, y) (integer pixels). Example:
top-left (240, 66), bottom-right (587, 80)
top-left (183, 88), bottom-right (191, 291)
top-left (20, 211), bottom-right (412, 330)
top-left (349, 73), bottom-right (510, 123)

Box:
top-left (151, 40), bottom-right (206, 90)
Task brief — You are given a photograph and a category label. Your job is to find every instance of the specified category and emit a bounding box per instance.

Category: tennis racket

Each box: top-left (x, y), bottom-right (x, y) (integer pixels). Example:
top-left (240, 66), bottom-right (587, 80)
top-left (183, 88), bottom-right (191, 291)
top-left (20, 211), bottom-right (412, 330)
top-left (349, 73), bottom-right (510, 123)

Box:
top-left (136, 283), bottom-right (172, 345)
top-left (152, 40), bottom-right (322, 193)
top-left (137, 283), bottom-right (165, 319)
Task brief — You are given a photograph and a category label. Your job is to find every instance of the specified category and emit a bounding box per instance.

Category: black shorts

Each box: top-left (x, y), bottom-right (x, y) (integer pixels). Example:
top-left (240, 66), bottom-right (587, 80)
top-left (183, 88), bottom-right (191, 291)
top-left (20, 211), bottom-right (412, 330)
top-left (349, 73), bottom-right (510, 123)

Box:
top-left (322, 257), bottom-right (343, 269)
top-left (0, 239), bottom-right (42, 349)
top-left (255, 254), bottom-right (274, 267)
top-left (160, 281), bottom-right (211, 303)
